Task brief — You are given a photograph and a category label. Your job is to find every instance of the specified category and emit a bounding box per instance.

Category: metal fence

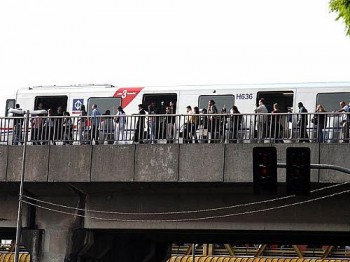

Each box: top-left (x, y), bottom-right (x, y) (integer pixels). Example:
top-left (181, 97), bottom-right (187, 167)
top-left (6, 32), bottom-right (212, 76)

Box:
top-left (0, 112), bottom-right (349, 145)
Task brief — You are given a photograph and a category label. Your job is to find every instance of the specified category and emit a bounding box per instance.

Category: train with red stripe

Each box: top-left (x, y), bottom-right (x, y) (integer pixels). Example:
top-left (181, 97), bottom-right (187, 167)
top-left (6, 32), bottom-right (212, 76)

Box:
top-left (4, 82), bottom-right (350, 116)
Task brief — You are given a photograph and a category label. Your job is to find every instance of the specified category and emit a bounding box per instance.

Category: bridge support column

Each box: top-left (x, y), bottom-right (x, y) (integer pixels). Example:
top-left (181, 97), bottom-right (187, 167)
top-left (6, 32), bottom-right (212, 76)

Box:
top-left (34, 196), bottom-right (83, 262)
top-left (21, 229), bottom-right (42, 262)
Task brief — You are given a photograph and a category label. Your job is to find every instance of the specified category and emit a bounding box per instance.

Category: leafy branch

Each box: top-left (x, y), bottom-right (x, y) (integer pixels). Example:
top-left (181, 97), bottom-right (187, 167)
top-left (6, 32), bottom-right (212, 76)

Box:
top-left (330, 0), bottom-right (350, 35)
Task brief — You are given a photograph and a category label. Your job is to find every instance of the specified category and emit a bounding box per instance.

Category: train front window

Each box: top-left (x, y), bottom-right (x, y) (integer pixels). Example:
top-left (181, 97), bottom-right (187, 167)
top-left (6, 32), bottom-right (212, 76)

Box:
top-left (198, 95), bottom-right (234, 112)
top-left (5, 99), bottom-right (15, 116)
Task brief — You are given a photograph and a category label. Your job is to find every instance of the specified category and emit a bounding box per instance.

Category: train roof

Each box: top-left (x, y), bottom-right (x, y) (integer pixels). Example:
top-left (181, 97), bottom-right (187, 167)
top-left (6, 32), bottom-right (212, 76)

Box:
top-left (142, 81), bottom-right (350, 91)
top-left (16, 81), bottom-right (350, 93)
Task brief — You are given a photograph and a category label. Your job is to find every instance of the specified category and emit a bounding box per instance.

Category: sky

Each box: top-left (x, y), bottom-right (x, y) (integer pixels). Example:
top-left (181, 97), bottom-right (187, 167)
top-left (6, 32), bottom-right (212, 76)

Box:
top-left (0, 0), bottom-right (350, 115)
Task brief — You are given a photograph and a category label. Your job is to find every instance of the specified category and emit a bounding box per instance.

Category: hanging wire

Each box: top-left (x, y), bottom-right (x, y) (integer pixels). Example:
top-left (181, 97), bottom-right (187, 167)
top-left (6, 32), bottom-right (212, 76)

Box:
top-left (21, 188), bottom-right (350, 222)
top-left (21, 181), bottom-right (349, 216)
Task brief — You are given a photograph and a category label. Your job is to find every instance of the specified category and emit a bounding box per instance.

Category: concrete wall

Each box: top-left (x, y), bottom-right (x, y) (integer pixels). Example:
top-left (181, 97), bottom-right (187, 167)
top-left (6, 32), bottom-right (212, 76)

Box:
top-left (319, 144), bottom-right (350, 183)
top-left (225, 143), bottom-right (269, 182)
top-left (0, 143), bottom-right (349, 183)
top-left (0, 182), bottom-right (31, 229)
top-left (179, 144), bottom-right (224, 182)
top-left (0, 146), bottom-right (7, 181)
top-left (25, 146), bottom-right (49, 182)
top-left (6, 146), bottom-right (23, 181)
top-left (49, 145), bottom-right (91, 182)
top-left (135, 144), bottom-right (179, 182)
top-left (0, 195), bottom-right (21, 228)
top-left (91, 145), bottom-right (135, 181)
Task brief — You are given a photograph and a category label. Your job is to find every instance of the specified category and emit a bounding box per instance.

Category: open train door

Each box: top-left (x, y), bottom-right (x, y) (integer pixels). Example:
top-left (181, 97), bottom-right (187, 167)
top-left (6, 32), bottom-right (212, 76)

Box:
top-left (142, 93), bottom-right (178, 141)
top-left (256, 91), bottom-right (293, 113)
top-left (256, 91), bottom-right (294, 141)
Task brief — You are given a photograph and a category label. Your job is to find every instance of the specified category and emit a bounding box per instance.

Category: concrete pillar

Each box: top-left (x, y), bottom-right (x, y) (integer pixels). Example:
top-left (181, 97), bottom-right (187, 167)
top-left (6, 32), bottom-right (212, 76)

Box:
top-left (35, 196), bottom-right (82, 262)
top-left (22, 229), bottom-right (43, 262)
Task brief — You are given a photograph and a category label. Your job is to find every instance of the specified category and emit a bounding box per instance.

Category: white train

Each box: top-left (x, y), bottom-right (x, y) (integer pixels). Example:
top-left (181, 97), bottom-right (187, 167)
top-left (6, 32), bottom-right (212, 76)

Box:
top-left (5, 82), bottom-right (350, 116)
top-left (2, 82), bottom-right (350, 144)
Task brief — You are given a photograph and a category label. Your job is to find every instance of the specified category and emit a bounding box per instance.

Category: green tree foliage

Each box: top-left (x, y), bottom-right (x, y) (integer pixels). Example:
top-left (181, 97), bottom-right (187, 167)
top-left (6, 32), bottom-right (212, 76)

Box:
top-left (330, 0), bottom-right (350, 35)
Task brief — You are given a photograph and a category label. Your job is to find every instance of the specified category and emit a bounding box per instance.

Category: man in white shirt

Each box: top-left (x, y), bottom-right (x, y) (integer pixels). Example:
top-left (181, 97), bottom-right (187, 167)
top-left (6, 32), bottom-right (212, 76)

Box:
top-left (254, 98), bottom-right (268, 143)
top-left (338, 101), bottom-right (349, 143)
top-left (114, 106), bottom-right (126, 144)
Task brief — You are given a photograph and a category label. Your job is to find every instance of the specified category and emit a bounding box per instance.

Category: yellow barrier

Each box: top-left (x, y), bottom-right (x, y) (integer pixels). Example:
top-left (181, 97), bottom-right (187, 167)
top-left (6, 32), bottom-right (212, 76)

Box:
top-left (169, 257), bottom-right (349, 262)
top-left (0, 253), bottom-right (30, 262)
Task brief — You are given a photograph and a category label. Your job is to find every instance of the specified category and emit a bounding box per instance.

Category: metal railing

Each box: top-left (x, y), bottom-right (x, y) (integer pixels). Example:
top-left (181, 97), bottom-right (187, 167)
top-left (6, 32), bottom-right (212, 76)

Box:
top-left (171, 243), bottom-right (350, 259)
top-left (1, 112), bottom-right (349, 145)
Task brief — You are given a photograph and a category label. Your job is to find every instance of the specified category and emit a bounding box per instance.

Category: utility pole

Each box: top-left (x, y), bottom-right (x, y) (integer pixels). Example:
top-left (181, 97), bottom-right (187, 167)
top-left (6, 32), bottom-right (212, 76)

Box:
top-left (14, 111), bottom-right (29, 262)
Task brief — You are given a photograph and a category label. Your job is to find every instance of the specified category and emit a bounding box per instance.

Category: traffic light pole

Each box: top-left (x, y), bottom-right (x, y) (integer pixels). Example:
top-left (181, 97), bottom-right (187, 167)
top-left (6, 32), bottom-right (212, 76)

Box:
top-left (277, 163), bottom-right (350, 175)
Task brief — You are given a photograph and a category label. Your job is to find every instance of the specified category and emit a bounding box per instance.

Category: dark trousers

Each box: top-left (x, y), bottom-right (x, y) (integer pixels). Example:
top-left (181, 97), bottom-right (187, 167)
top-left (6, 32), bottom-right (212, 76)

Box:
top-left (299, 124), bottom-right (309, 142)
top-left (31, 128), bottom-right (42, 145)
top-left (91, 125), bottom-right (99, 145)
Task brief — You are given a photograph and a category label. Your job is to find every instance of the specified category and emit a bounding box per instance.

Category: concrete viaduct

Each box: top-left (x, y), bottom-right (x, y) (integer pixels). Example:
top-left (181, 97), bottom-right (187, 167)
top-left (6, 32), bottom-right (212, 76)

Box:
top-left (0, 143), bottom-right (350, 261)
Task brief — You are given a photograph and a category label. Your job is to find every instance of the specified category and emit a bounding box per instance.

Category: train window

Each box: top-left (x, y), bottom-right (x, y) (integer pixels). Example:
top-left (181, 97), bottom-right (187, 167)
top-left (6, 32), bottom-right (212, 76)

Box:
top-left (87, 97), bottom-right (121, 115)
top-left (35, 96), bottom-right (68, 113)
top-left (142, 94), bottom-right (177, 114)
top-left (5, 99), bottom-right (15, 116)
top-left (257, 91), bottom-right (293, 112)
top-left (316, 92), bottom-right (350, 111)
top-left (198, 95), bottom-right (234, 112)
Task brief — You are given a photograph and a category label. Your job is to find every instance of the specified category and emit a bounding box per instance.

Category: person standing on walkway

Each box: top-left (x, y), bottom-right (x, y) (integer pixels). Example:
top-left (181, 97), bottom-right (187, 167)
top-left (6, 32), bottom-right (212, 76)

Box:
top-left (10, 104), bottom-right (24, 145)
top-left (148, 102), bottom-right (157, 143)
top-left (100, 110), bottom-right (114, 144)
top-left (229, 105), bottom-right (242, 143)
top-left (91, 104), bottom-right (101, 145)
top-left (199, 108), bottom-right (209, 143)
top-left (54, 106), bottom-right (64, 142)
top-left (43, 109), bottom-right (55, 145)
top-left (312, 104), bottom-right (327, 143)
top-left (184, 105), bottom-right (194, 143)
top-left (78, 104), bottom-right (88, 144)
top-left (134, 104), bottom-right (146, 144)
top-left (165, 106), bottom-right (175, 143)
top-left (271, 103), bottom-right (284, 143)
top-left (297, 102), bottom-right (309, 143)
top-left (254, 98), bottom-right (268, 143)
top-left (207, 100), bottom-right (219, 143)
top-left (62, 111), bottom-right (73, 145)
top-left (338, 101), bottom-right (349, 143)
top-left (31, 112), bottom-right (44, 145)
top-left (114, 106), bottom-right (126, 144)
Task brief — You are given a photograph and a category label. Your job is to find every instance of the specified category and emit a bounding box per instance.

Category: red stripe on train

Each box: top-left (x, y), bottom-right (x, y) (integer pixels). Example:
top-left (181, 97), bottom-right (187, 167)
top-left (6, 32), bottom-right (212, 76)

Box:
top-left (113, 87), bottom-right (143, 108)
top-left (0, 127), bottom-right (13, 131)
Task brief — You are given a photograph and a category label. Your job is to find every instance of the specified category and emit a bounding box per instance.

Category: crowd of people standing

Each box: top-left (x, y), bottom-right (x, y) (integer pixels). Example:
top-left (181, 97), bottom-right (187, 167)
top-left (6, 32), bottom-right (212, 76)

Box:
top-left (8, 98), bottom-right (350, 145)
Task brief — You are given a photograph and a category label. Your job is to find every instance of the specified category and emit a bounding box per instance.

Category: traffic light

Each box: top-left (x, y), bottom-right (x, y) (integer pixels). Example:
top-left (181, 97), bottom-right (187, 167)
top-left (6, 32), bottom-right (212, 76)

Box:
top-left (286, 147), bottom-right (310, 195)
top-left (253, 147), bottom-right (277, 194)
